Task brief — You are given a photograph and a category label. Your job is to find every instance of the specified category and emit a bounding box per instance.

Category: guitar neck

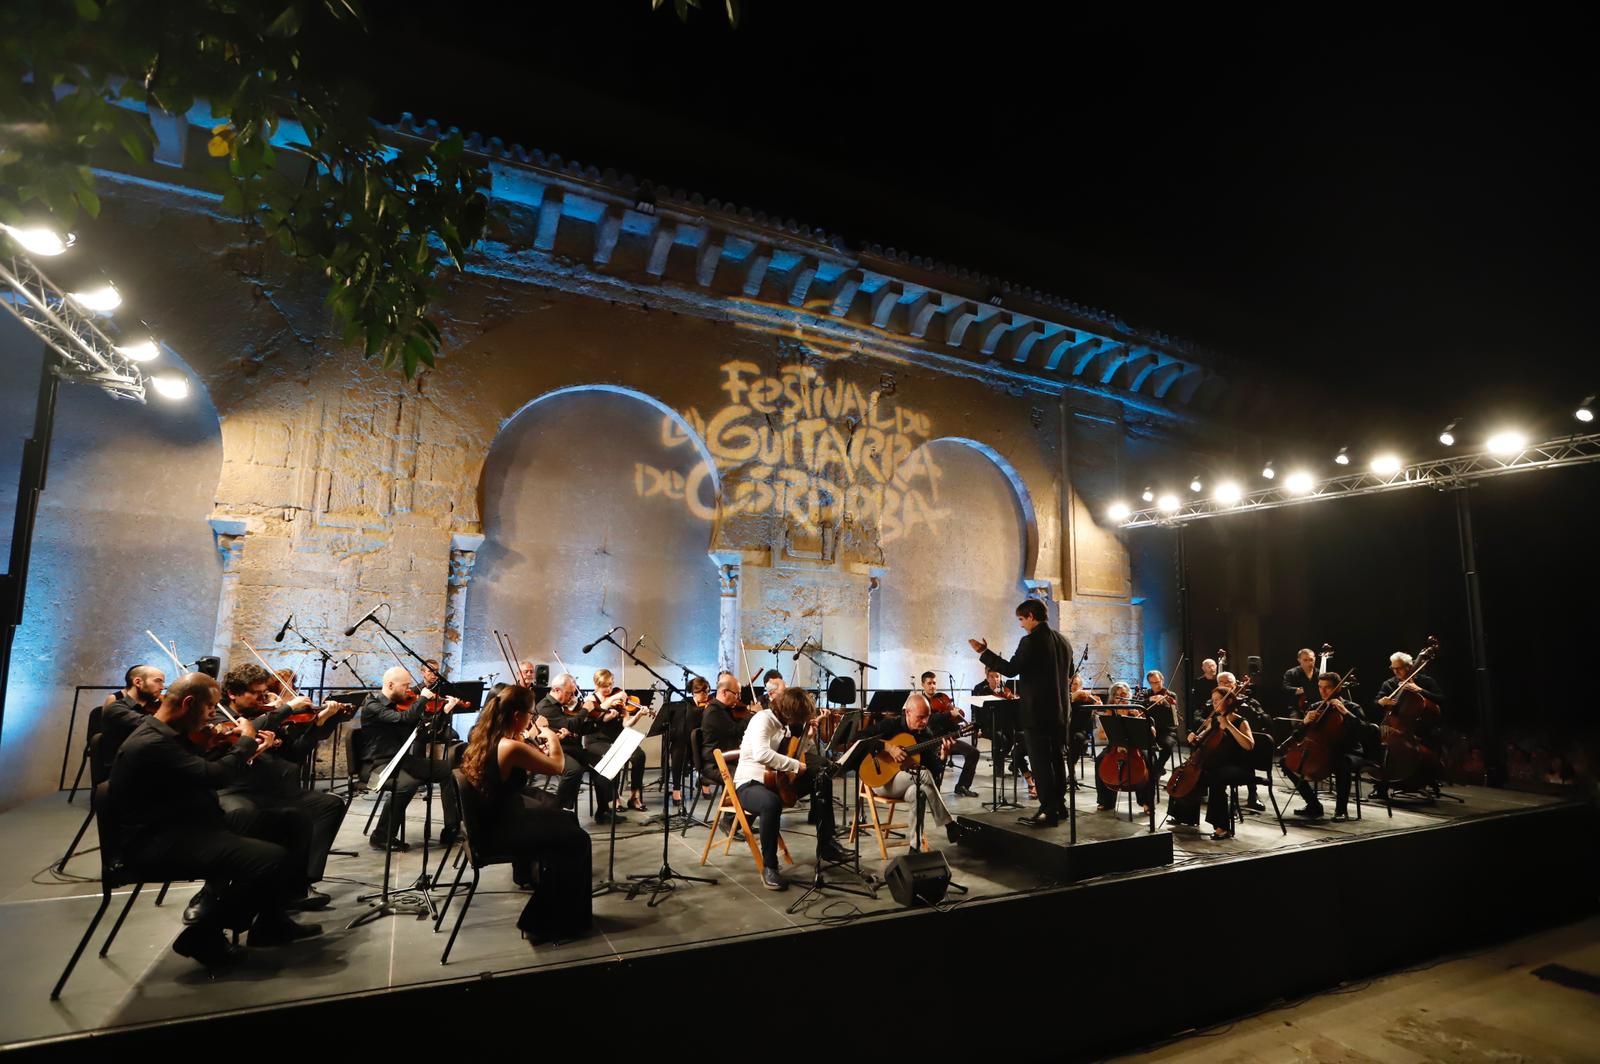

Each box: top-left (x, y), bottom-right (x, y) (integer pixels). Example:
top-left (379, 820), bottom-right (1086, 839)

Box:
top-left (902, 724), bottom-right (975, 755)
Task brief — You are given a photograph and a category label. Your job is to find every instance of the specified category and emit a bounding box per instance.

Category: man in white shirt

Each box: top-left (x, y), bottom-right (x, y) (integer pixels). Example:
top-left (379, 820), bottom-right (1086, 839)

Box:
top-left (733, 687), bottom-right (848, 890)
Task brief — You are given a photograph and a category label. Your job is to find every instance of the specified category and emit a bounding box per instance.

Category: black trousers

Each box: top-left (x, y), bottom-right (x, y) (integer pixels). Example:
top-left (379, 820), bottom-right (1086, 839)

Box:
top-left (555, 742), bottom-right (614, 812)
top-left (736, 776), bottom-right (836, 868)
top-left (127, 823), bottom-right (291, 935)
top-left (584, 735), bottom-right (647, 794)
top-left (945, 739), bottom-right (979, 791)
top-left (1165, 764), bottom-right (1252, 829)
top-left (488, 794), bottom-right (593, 943)
top-left (1282, 762), bottom-right (1351, 814)
top-left (375, 752), bottom-right (460, 840)
top-left (1024, 726), bottom-right (1067, 815)
top-left (219, 789), bottom-right (345, 882)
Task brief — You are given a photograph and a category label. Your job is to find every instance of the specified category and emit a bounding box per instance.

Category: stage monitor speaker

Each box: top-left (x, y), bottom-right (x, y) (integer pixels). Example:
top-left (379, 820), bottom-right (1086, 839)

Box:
top-left (826, 676), bottom-right (856, 705)
top-left (535, 663), bottom-right (549, 687)
top-left (884, 850), bottom-right (951, 907)
top-left (194, 656), bottom-right (220, 678)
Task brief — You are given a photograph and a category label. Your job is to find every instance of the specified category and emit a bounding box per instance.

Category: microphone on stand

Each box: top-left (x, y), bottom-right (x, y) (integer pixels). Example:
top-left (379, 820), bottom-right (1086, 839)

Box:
top-left (582, 626), bottom-right (623, 654)
top-left (793, 640), bottom-right (808, 661)
top-left (629, 634), bottom-right (647, 656)
top-left (343, 605), bottom-right (381, 637)
top-left (273, 615), bottom-right (294, 643)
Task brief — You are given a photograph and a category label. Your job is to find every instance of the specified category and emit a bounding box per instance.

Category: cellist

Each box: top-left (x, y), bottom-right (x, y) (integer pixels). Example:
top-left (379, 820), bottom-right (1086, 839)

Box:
top-left (1165, 681), bottom-right (1255, 840)
top-left (1371, 650), bottom-right (1446, 798)
top-left (1280, 672), bottom-right (1363, 820)
top-left (1095, 682), bottom-right (1156, 815)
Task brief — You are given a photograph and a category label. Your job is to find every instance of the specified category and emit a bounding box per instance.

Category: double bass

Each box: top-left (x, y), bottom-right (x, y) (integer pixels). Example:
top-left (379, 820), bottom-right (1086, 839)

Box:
top-left (1165, 677), bottom-right (1253, 799)
top-left (1277, 668), bottom-right (1358, 781)
top-left (1379, 637), bottom-right (1442, 784)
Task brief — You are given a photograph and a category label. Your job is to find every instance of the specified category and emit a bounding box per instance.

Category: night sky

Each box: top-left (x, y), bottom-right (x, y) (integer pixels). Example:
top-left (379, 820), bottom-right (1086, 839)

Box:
top-left (351, 3), bottom-right (1593, 460)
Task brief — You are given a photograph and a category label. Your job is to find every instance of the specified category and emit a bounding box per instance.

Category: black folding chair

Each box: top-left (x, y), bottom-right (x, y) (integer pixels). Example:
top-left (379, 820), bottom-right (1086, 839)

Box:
top-left (434, 769), bottom-right (517, 965)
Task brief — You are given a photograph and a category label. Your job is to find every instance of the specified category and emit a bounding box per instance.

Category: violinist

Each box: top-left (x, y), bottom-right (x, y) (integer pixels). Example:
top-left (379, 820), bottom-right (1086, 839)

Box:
top-left (1282, 649), bottom-right (1318, 716)
top-left (111, 673), bottom-right (320, 968)
top-left (762, 669), bottom-right (786, 706)
top-left (95, 663), bottom-right (165, 781)
top-left (920, 671), bottom-right (980, 797)
top-left (699, 674), bottom-right (747, 778)
top-left (1095, 682), bottom-right (1156, 814)
top-left (662, 675), bottom-right (714, 804)
top-left (1165, 682), bottom-right (1256, 840)
top-left (1069, 672), bottom-right (1101, 764)
top-left (1138, 670), bottom-right (1180, 773)
top-left (535, 673), bottom-right (621, 823)
top-left (1281, 672), bottom-right (1362, 820)
top-left (585, 668), bottom-right (649, 813)
top-left (970, 598), bottom-right (1075, 829)
top-left (360, 666), bottom-right (463, 848)
top-left (459, 685), bottom-right (593, 942)
top-left (733, 686), bottom-right (849, 891)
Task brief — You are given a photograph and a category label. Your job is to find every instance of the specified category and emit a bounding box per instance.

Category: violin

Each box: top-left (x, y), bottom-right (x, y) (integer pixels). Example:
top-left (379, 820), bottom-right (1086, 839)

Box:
top-left (1277, 669), bottom-right (1358, 782)
top-left (1165, 677), bottom-right (1252, 799)
top-left (929, 692), bottom-right (956, 714)
top-left (278, 698), bottom-right (356, 727)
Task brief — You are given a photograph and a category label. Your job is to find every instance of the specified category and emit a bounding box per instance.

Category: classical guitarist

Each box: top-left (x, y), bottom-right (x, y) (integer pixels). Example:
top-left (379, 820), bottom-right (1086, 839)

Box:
top-left (858, 692), bottom-right (965, 843)
top-left (732, 687), bottom-right (850, 891)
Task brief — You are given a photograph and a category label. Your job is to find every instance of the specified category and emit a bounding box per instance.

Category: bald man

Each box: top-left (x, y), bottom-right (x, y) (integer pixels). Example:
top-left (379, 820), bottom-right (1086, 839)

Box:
top-left (536, 673), bottom-right (620, 822)
top-left (110, 673), bottom-right (317, 966)
top-left (358, 666), bottom-right (460, 851)
top-left (857, 693), bottom-right (959, 842)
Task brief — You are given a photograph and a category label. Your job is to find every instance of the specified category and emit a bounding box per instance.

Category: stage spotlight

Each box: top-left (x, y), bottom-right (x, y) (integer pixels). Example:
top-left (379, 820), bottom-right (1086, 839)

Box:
top-left (68, 283), bottom-right (121, 314)
top-left (150, 373), bottom-right (189, 400)
top-left (1141, 486), bottom-right (1154, 503)
top-left (1486, 430), bottom-right (1526, 456)
top-left (116, 339), bottom-right (161, 362)
top-left (1284, 471), bottom-right (1314, 494)
top-left (1156, 493), bottom-right (1181, 514)
top-left (1334, 447), bottom-right (1350, 466)
top-left (1107, 502), bottom-right (1132, 522)
top-left (1214, 481), bottom-right (1243, 505)
top-left (1438, 421), bottom-right (1456, 446)
top-left (1261, 461), bottom-right (1275, 480)
top-left (1370, 454), bottom-right (1402, 475)
top-left (1577, 396), bottom-right (1595, 423)
top-left (1189, 477), bottom-right (1203, 493)
top-left (1, 223), bottom-right (74, 256)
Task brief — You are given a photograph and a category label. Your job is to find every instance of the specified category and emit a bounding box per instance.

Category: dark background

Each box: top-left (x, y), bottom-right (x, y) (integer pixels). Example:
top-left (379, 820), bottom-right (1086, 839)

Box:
top-left (335, 4), bottom-right (1594, 751)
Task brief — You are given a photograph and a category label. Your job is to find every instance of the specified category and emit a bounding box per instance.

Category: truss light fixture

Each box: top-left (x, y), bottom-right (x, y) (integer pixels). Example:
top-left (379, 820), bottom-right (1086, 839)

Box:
top-left (1284, 471), bottom-right (1315, 494)
top-left (1577, 396), bottom-right (1595, 424)
top-left (1438, 421), bottom-right (1457, 447)
top-left (1334, 447), bottom-right (1350, 466)
top-left (1486, 430), bottom-right (1527, 456)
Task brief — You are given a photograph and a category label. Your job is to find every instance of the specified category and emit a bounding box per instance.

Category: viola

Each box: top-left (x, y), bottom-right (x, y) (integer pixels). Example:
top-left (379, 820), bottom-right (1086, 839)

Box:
top-left (929, 692), bottom-right (956, 714)
top-left (1165, 677), bottom-right (1253, 799)
top-left (1378, 637), bottom-right (1442, 785)
top-left (1277, 669), bottom-right (1358, 782)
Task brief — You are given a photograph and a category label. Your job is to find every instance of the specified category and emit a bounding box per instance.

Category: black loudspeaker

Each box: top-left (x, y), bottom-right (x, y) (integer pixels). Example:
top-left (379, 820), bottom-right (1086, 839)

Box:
top-left (883, 850), bottom-right (951, 907)
top-left (826, 676), bottom-right (856, 705)
top-left (194, 656), bottom-right (220, 678)
top-left (535, 663), bottom-right (549, 687)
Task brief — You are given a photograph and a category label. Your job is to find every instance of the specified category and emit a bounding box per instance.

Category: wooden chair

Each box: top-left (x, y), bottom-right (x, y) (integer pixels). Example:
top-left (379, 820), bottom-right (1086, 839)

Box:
top-left (700, 749), bottom-right (791, 871)
top-left (851, 776), bottom-right (912, 861)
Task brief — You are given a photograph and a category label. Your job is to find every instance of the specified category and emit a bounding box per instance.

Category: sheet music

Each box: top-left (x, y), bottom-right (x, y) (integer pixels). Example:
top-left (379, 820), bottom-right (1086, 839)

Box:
top-left (595, 725), bottom-right (646, 782)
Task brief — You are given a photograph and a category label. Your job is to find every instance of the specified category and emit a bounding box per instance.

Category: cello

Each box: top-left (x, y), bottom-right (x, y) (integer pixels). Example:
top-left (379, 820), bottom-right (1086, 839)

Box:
top-left (1378, 637), bottom-right (1443, 785)
top-left (1095, 696), bottom-right (1153, 794)
top-left (1278, 667), bottom-right (1358, 781)
top-left (1165, 677), bottom-right (1252, 799)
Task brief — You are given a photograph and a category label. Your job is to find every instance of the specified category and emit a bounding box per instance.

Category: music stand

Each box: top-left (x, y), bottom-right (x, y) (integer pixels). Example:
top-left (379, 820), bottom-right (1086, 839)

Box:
top-left (590, 721), bottom-right (646, 898)
top-left (786, 738), bottom-right (878, 915)
top-left (349, 722), bottom-right (437, 927)
top-left (973, 696), bottom-right (1023, 811)
top-left (627, 699), bottom-right (716, 906)
top-left (1099, 709), bottom-right (1158, 833)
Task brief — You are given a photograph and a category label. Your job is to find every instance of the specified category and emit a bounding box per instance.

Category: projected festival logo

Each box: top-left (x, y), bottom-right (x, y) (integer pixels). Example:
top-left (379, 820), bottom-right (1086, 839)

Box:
top-left (634, 360), bottom-right (947, 544)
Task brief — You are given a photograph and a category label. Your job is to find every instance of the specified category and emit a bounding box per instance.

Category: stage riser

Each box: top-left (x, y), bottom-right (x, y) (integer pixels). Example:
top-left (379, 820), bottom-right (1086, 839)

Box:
top-left (9, 803), bottom-right (1595, 1060)
top-left (951, 813), bottom-right (1174, 881)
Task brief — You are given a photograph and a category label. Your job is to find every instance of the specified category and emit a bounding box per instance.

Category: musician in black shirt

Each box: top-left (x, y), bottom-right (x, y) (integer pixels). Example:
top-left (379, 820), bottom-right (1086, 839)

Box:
top-left (94, 664), bottom-right (165, 782)
top-left (860, 693), bottom-right (960, 840)
top-left (972, 599), bottom-right (1075, 828)
top-left (1282, 649), bottom-right (1319, 715)
top-left (918, 672), bottom-right (980, 796)
top-left (1280, 672), bottom-right (1362, 820)
top-left (972, 669), bottom-right (1030, 794)
top-left (586, 668), bottom-right (649, 812)
top-left (1370, 651), bottom-right (1447, 797)
top-left (359, 666), bottom-right (462, 848)
top-left (536, 672), bottom-right (621, 822)
top-left (109, 673), bottom-right (319, 968)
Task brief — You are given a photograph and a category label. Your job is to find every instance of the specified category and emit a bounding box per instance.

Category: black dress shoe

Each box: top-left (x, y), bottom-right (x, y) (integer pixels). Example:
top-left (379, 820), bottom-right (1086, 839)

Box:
top-left (183, 886), bottom-right (214, 926)
top-left (173, 925), bottom-right (243, 969)
top-left (594, 810), bottom-right (627, 825)
top-left (1017, 812), bottom-right (1059, 829)
top-left (285, 888), bottom-right (332, 912)
top-left (1245, 799), bottom-right (1266, 812)
top-left (248, 913), bottom-right (324, 947)
top-left (816, 843), bottom-right (851, 865)
top-left (438, 827), bottom-right (460, 847)
top-left (953, 786), bottom-right (980, 798)
top-left (1294, 805), bottom-right (1325, 819)
top-left (1332, 810), bottom-right (1350, 822)
top-left (369, 833), bottom-right (411, 852)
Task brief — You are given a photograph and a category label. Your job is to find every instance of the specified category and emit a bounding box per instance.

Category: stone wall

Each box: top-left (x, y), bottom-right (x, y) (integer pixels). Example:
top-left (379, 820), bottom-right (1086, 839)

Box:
top-left (0, 164), bottom-right (1200, 808)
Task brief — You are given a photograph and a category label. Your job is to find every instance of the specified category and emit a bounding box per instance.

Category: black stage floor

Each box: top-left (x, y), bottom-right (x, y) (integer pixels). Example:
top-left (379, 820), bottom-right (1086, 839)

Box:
top-left (1, 763), bottom-right (1593, 1057)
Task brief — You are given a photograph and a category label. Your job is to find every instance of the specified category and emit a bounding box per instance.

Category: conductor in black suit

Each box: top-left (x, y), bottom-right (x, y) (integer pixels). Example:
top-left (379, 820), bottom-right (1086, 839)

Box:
top-left (969, 599), bottom-right (1075, 828)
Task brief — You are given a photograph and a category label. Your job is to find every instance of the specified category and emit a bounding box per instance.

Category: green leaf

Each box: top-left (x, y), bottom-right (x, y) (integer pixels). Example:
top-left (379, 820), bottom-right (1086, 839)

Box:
top-left (76, 184), bottom-right (100, 217)
top-left (74, 0), bottom-right (100, 20)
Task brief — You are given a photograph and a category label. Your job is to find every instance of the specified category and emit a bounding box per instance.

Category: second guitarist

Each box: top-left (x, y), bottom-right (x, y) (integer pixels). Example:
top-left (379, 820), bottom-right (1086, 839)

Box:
top-left (859, 692), bottom-right (961, 841)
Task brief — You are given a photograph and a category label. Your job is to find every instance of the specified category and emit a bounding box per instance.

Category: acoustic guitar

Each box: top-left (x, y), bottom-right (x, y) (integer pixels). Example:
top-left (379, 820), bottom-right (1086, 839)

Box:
top-left (859, 722), bottom-right (978, 789)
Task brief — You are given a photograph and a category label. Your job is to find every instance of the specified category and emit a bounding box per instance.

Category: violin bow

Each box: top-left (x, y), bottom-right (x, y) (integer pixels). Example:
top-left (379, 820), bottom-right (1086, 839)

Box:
top-left (241, 638), bottom-right (302, 701)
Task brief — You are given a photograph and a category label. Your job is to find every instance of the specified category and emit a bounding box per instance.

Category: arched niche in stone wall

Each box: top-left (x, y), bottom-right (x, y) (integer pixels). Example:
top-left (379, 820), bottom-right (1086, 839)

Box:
top-left (869, 437), bottom-right (1036, 693)
top-left (0, 320), bottom-right (223, 807)
top-left (469, 384), bottom-right (723, 686)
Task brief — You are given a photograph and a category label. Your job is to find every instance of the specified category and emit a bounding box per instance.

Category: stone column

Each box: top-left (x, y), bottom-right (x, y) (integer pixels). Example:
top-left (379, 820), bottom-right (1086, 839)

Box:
top-left (208, 516), bottom-right (249, 667)
top-left (444, 532), bottom-right (486, 680)
top-left (710, 551), bottom-right (741, 673)
top-left (1025, 578), bottom-right (1058, 627)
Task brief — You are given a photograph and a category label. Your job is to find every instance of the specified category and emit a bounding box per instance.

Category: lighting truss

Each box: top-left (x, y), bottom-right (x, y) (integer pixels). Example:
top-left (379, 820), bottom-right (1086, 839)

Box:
top-left (0, 250), bottom-right (146, 401)
top-left (1119, 432), bottom-right (1600, 528)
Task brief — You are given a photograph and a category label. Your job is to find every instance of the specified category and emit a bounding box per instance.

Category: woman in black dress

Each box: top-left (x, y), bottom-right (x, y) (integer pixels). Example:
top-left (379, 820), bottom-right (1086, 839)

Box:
top-left (460, 686), bottom-right (593, 943)
top-left (1166, 685), bottom-right (1255, 840)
